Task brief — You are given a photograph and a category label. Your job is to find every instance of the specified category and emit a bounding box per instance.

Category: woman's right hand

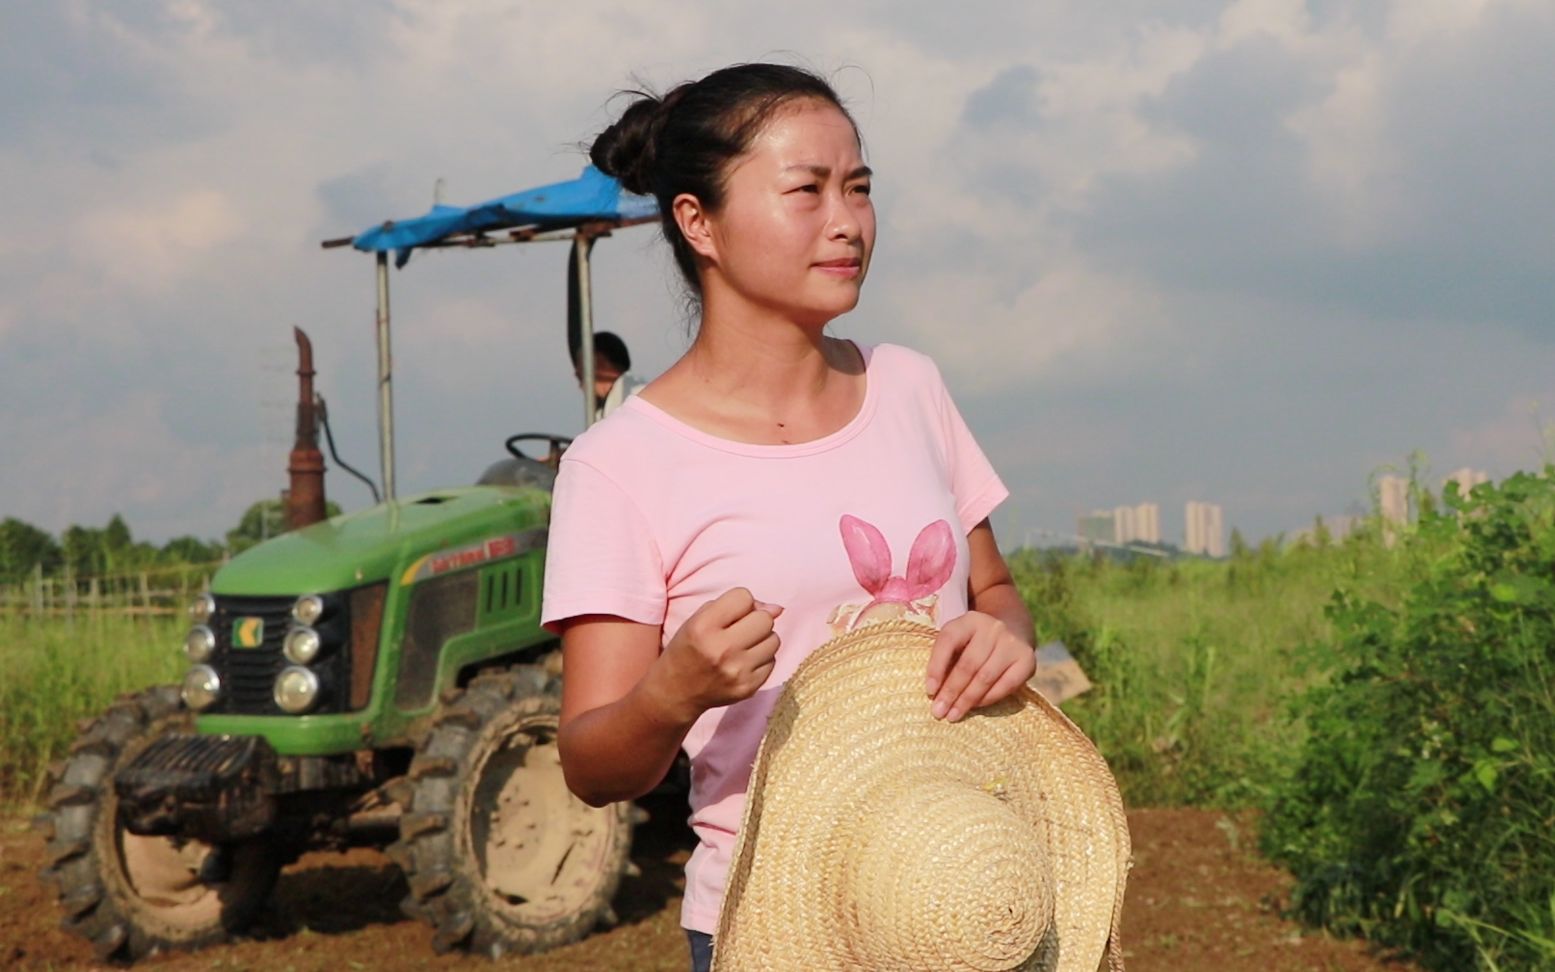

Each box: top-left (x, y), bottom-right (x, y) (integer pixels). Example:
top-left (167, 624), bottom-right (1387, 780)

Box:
top-left (651, 588), bottom-right (783, 723)
top-left (557, 592), bottom-right (780, 805)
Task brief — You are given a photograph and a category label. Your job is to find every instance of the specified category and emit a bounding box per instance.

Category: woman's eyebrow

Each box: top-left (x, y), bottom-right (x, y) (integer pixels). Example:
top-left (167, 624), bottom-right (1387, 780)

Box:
top-left (782, 164), bottom-right (874, 179)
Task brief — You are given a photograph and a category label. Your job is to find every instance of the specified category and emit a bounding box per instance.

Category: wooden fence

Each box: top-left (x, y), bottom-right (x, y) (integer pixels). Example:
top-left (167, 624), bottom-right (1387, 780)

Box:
top-left (0, 562), bottom-right (223, 617)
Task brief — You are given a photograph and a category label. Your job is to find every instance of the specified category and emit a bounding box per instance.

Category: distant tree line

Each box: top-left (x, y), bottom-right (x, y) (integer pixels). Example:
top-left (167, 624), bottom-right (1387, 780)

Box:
top-left (0, 499), bottom-right (341, 582)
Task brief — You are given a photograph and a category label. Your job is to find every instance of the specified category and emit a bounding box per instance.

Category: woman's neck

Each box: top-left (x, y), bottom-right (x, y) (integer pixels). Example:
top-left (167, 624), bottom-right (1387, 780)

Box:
top-left (640, 301), bottom-right (865, 445)
top-left (688, 314), bottom-right (838, 405)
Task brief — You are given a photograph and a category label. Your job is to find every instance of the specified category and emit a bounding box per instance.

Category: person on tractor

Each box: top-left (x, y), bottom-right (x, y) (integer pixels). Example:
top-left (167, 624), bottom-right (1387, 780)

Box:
top-left (543, 63), bottom-right (1039, 972)
top-left (571, 330), bottom-right (647, 420)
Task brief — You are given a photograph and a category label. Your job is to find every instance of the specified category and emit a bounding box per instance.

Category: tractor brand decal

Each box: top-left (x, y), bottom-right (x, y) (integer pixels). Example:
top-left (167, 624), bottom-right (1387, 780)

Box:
top-left (232, 617), bottom-right (265, 649)
top-left (399, 529), bottom-right (547, 586)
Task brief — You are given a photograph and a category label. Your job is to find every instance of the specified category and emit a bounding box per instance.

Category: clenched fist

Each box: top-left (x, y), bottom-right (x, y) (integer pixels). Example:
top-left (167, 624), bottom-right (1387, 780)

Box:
top-left (656, 588), bottom-right (783, 723)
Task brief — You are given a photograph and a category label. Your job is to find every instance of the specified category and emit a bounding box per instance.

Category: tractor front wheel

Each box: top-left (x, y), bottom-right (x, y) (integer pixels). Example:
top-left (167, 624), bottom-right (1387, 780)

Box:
top-left (37, 686), bottom-right (280, 960)
top-left (389, 668), bottom-right (635, 957)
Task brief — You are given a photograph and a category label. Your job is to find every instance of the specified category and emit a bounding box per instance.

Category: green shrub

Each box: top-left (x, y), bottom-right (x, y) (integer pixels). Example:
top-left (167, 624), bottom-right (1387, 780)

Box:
top-left (1011, 543), bottom-right (1395, 808)
top-left (1262, 469), bottom-right (1555, 971)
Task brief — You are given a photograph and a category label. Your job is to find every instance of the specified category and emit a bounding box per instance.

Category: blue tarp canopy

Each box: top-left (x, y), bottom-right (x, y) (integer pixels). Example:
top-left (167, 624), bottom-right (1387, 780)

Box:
top-left (350, 165), bottom-right (657, 266)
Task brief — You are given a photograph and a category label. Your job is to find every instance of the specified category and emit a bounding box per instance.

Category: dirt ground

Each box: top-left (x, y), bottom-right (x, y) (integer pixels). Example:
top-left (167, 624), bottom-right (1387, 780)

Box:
top-left (0, 800), bottom-right (1421, 972)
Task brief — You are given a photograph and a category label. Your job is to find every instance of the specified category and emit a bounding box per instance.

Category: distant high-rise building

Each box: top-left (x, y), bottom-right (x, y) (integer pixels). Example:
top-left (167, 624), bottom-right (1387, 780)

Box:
top-left (1444, 467), bottom-right (1490, 497)
top-left (1377, 474), bottom-right (1410, 526)
top-left (1113, 503), bottom-right (1160, 544)
top-left (1136, 503), bottom-right (1161, 544)
top-left (1112, 505), bottom-right (1135, 544)
top-left (1078, 511), bottom-right (1114, 544)
top-left (1079, 502), bottom-right (1163, 548)
top-left (1184, 501), bottom-right (1225, 557)
top-left (1327, 514), bottom-right (1363, 542)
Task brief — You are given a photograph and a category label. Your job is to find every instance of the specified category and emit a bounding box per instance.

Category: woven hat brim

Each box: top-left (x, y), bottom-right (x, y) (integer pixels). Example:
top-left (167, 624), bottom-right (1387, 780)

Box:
top-left (713, 620), bottom-right (1131, 972)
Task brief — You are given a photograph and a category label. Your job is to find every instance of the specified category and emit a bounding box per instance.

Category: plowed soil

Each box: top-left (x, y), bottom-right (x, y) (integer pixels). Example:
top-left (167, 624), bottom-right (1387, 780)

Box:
top-left (0, 799), bottom-right (1420, 971)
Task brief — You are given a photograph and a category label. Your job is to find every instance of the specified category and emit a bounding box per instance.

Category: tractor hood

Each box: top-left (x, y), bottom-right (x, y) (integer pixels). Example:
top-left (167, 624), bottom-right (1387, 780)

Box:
top-left (212, 486), bottom-right (549, 596)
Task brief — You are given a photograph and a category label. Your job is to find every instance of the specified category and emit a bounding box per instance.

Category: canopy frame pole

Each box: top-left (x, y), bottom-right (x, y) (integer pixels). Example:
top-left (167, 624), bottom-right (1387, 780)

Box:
top-left (573, 232), bottom-right (598, 430)
top-left (374, 251), bottom-right (396, 502)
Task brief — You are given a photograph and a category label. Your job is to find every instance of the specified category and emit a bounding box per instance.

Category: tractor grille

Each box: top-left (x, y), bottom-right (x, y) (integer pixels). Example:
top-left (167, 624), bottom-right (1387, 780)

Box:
top-left (211, 595), bottom-right (293, 714)
top-left (209, 593), bottom-right (367, 716)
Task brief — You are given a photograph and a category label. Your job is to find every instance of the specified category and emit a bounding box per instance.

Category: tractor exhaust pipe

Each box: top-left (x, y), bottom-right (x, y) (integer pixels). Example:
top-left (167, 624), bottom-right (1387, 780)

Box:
top-left (287, 327), bottom-right (327, 529)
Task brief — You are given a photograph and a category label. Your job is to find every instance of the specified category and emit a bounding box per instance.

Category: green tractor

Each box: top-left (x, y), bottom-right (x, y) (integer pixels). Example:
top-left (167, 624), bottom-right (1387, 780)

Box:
top-left (37, 167), bottom-right (658, 961)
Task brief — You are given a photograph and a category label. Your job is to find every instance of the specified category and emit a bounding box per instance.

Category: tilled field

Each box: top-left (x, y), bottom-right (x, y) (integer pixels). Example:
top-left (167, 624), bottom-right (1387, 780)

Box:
top-left (1, 803), bottom-right (1421, 971)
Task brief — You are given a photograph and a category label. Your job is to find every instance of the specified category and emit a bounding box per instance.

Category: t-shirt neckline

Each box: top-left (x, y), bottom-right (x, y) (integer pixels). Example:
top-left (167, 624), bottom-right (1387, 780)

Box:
top-left (620, 342), bottom-right (879, 458)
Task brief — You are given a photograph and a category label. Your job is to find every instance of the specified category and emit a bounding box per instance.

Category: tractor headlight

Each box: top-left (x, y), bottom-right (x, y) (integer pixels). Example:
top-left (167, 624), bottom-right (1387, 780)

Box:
top-left (283, 626), bottom-right (322, 665)
top-left (184, 625), bottom-right (216, 663)
top-left (291, 594), bottom-right (326, 626)
top-left (182, 665), bottom-right (221, 711)
top-left (274, 666), bottom-right (320, 714)
top-left (189, 593), bottom-right (216, 624)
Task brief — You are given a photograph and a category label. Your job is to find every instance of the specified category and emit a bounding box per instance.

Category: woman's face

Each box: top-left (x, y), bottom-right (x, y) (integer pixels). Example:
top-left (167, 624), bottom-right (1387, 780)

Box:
top-left (696, 100), bottom-right (875, 327)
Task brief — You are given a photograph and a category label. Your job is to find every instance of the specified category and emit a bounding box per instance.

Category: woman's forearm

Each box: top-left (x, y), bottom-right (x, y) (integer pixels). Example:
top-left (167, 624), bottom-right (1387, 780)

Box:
top-left (964, 519), bottom-right (1035, 648)
top-left (557, 661), bottom-right (699, 806)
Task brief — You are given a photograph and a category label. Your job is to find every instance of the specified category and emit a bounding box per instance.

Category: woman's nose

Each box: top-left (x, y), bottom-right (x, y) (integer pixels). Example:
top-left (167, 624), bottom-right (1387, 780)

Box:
top-left (827, 199), bottom-right (859, 240)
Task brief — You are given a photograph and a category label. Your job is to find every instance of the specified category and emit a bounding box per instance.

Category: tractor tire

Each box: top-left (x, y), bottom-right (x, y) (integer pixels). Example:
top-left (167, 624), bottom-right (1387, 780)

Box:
top-left (388, 667), bottom-right (635, 958)
top-left (36, 685), bottom-right (280, 961)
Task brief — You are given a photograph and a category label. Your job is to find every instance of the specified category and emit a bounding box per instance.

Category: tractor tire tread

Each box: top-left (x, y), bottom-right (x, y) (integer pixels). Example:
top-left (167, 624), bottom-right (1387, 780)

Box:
top-left (394, 670), bottom-right (633, 958)
top-left (38, 686), bottom-right (278, 961)
top-left (408, 756), bottom-right (458, 781)
top-left (47, 784), bottom-right (97, 810)
top-left (432, 708), bottom-right (482, 732)
top-left (383, 778), bottom-right (415, 808)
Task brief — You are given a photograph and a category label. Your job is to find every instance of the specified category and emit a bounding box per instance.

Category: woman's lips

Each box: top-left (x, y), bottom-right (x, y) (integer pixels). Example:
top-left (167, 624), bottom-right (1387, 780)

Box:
top-left (813, 258), bottom-right (862, 278)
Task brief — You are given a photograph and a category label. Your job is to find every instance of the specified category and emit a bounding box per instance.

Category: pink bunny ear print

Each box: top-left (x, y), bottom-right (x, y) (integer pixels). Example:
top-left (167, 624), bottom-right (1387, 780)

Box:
top-left (839, 514), bottom-right (892, 595)
top-left (904, 519), bottom-right (956, 597)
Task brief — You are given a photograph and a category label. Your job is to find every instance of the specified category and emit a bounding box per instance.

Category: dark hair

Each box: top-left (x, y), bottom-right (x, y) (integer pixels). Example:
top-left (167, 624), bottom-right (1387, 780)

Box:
top-left (590, 63), bottom-right (856, 297)
top-left (570, 330), bottom-right (631, 372)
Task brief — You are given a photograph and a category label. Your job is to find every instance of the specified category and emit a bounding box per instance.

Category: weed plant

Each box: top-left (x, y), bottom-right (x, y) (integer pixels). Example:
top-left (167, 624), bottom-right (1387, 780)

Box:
top-left (0, 614), bottom-right (181, 808)
top-left (1012, 533), bottom-right (1407, 807)
top-left (1262, 469), bottom-right (1555, 971)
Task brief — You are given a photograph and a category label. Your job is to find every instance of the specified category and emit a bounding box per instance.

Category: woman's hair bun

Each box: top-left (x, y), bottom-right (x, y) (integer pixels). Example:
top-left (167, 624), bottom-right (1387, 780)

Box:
top-left (590, 93), bottom-right (666, 195)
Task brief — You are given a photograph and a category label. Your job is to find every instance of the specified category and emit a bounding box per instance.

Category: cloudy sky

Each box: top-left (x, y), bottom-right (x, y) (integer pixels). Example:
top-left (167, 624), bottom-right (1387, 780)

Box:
top-left (3, 0), bottom-right (1552, 549)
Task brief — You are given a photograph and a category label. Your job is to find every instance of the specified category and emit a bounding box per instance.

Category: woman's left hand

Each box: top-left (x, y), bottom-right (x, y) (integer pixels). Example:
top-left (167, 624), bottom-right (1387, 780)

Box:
top-left (925, 611), bottom-right (1036, 722)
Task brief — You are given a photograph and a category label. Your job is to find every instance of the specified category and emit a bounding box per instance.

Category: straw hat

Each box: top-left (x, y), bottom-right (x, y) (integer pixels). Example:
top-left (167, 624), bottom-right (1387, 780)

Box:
top-left (712, 620), bottom-right (1130, 971)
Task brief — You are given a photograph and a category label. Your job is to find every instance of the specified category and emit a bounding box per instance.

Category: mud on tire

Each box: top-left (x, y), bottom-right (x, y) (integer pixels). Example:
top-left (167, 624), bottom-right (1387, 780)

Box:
top-left (36, 686), bottom-right (280, 961)
top-left (388, 667), bottom-right (635, 958)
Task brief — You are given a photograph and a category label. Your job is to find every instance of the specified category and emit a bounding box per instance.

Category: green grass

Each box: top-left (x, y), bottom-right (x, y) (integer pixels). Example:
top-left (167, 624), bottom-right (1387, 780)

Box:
top-left (1012, 533), bottom-right (1412, 807)
top-left (0, 529), bottom-right (1414, 812)
top-left (0, 613), bottom-right (183, 809)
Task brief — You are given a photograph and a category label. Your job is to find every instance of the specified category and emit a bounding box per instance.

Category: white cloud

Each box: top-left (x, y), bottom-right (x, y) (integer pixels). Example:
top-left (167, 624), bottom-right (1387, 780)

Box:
top-left (954, 27), bottom-right (1204, 214)
top-left (83, 189), bottom-right (244, 292)
top-left (886, 261), bottom-right (1165, 392)
top-left (1287, 49), bottom-right (1403, 246)
top-left (2, 0), bottom-right (1553, 545)
top-left (1219, 0), bottom-right (1313, 46)
top-left (1384, 0), bottom-right (1497, 45)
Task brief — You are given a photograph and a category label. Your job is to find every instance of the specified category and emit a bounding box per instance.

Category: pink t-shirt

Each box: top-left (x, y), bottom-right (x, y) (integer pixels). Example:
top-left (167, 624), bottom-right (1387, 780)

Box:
top-left (541, 342), bottom-right (1008, 934)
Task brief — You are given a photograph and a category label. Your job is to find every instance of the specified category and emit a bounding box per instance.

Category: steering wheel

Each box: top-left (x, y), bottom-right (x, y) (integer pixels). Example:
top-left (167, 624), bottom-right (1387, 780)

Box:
top-left (505, 433), bottom-right (574, 461)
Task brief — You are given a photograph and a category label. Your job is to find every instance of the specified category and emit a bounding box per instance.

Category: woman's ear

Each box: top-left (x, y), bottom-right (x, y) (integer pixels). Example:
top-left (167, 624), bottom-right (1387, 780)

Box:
top-left (671, 192), bottom-right (718, 262)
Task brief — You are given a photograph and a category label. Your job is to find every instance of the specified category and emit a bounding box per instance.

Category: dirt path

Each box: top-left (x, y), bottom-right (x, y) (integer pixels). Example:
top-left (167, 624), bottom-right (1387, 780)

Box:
top-left (1, 802), bottom-right (1419, 971)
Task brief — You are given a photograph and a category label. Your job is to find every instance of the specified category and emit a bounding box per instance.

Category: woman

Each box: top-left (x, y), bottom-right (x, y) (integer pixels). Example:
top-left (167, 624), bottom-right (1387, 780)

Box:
top-left (542, 62), bottom-right (1037, 971)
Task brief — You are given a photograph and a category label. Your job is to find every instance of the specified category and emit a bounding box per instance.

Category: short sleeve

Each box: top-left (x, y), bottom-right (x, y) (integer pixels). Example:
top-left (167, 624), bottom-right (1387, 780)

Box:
top-left (541, 458), bottom-right (668, 633)
top-left (933, 370), bottom-right (1010, 532)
